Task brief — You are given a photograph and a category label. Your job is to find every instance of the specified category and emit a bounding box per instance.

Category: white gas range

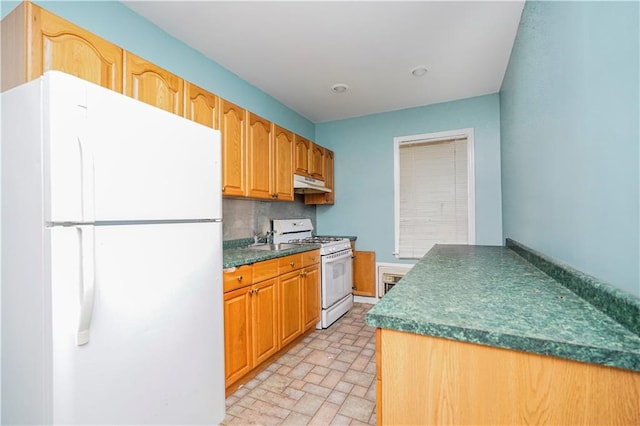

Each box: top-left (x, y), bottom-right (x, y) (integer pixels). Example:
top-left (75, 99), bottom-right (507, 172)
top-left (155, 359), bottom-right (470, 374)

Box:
top-left (272, 219), bottom-right (353, 329)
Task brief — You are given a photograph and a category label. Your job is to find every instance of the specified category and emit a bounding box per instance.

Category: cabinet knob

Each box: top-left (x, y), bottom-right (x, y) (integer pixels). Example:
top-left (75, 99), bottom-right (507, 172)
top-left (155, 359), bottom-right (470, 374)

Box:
top-left (290, 262), bottom-right (295, 267)
top-left (222, 186), bottom-right (226, 193)
top-left (237, 275), bottom-right (243, 281)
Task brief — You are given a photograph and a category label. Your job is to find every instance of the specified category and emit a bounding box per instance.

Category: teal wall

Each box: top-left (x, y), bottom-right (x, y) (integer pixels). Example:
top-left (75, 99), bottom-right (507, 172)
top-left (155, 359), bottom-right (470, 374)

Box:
top-left (315, 94), bottom-right (503, 265)
top-left (0, 0), bottom-right (314, 140)
top-left (500, 1), bottom-right (639, 296)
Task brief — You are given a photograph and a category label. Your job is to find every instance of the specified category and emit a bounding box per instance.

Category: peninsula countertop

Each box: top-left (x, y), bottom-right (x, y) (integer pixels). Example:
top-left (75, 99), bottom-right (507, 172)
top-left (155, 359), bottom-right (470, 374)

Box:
top-left (365, 244), bottom-right (640, 371)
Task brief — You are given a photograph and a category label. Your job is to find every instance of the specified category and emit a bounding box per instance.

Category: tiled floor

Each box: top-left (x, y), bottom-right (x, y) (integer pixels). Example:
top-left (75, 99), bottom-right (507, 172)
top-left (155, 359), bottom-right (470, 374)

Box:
top-left (222, 303), bottom-right (377, 425)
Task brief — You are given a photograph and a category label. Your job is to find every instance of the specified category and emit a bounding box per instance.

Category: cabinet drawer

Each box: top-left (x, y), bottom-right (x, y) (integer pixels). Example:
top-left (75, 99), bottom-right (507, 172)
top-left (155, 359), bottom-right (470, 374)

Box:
top-left (279, 254), bottom-right (303, 272)
top-left (223, 265), bottom-right (253, 292)
top-left (253, 258), bottom-right (279, 282)
top-left (302, 249), bottom-right (320, 267)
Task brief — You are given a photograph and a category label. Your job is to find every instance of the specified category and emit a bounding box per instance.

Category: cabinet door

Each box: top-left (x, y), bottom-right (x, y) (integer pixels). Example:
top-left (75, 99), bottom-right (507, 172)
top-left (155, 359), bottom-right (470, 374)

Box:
top-left (252, 278), bottom-right (279, 366)
top-left (246, 113), bottom-right (273, 200)
top-left (309, 143), bottom-right (325, 181)
top-left (185, 82), bottom-right (218, 129)
top-left (294, 135), bottom-right (311, 177)
top-left (124, 52), bottom-right (184, 115)
top-left (224, 286), bottom-right (252, 387)
top-left (305, 148), bottom-right (334, 205)
top-left (353, 250), bottom-right (376, 297)
top-left (219, 99), bottom-right (247, 197)
top-left (278, 270), bottom-right (303, 347)
top-left (302, 264), bottom-right (320, 330)
top-left (29, 4), bottom-right (123, 92)
top-left (273, 125), bottom-right (294, 201)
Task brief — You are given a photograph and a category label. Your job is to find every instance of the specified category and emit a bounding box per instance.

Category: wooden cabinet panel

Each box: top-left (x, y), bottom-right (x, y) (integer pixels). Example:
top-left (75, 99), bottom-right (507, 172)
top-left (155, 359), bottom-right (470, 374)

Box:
top-left (324, 149), bottom-right (335, 203)
top-left (273, 125), bottom-right (294, 201)
top-left (124, 52), bottom-right (183, 115)
top-left (302, 250), bottom-right (320, 268)
top-left (305, 148), bottom-right (334, 205)
top-left (185, 82), bottom-right (217, 128)
top-left (309, 143), bottom-right (325, 181)
top-left (278, 254), bottom-right (303, 274)
top-left (224, 286), bottom-right (252, 387)
top-left (379, 329), bottom-right (640, 425)
top-left (294, 135), bottom-right (311, 177)
top-left (253, 258), bottom-right (279, 282)
top-left (302, 264), bottom-right (320, 330)
top-left (278, 270), bottom-right (303, 347)
top-left (246, 113), bottom-right (273, 199)
top-left (223, 265), bottom-right (253, 293)
top-left (219, 99), bottom-right (247, 197)
top-left (2, 2), bottom-right (123, 92)
top-left (353, 250), bottom-right (376, 297)
top-left (252, 278), bottom-right (279, 365)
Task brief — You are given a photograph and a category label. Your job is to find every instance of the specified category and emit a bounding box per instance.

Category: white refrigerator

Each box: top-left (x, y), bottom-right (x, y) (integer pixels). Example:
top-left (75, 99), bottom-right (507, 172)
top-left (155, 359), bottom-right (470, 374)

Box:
top-left (1, 71), bottom-right (225, 424)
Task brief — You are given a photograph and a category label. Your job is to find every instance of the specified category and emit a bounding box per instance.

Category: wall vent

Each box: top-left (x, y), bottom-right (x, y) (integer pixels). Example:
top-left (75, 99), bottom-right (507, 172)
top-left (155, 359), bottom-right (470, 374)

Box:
top-left (377, 263), bottom-right (413, 297)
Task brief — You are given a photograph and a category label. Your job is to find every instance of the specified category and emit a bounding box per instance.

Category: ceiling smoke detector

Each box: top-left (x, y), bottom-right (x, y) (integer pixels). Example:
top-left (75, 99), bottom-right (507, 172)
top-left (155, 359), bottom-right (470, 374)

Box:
top-left (411, 66), bottom-right (428, 77)
top-left (331, 83), bottom-right (349, 94)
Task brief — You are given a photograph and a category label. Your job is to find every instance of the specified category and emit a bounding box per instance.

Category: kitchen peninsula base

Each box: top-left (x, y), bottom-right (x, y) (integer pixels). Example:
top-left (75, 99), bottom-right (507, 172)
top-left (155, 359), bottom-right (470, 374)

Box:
top-left (376, 328), bottom-right (639, 425)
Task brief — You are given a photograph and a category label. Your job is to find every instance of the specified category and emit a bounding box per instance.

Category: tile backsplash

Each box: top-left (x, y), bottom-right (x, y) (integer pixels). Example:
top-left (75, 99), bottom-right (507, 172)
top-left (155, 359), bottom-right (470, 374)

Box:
top-left (222, 196), bottom-right (316, 240)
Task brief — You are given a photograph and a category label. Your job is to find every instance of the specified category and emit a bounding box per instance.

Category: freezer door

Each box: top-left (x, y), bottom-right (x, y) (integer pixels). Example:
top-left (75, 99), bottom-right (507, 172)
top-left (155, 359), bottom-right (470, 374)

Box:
top-left (43, 71), bottom-right (221, 223)
top-left (47, 222), bottom-right (224, 424)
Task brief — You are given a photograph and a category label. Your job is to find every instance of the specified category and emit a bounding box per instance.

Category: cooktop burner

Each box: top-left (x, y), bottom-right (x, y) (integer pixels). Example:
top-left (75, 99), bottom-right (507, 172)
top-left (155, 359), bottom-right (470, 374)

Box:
top-left (289, 236), bottom-right (346, 244)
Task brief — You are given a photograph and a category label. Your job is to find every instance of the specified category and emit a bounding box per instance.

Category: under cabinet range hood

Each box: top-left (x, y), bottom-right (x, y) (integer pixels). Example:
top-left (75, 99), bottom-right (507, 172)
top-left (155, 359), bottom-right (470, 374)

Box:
top-left (293, 174), bottom-right (331, 194)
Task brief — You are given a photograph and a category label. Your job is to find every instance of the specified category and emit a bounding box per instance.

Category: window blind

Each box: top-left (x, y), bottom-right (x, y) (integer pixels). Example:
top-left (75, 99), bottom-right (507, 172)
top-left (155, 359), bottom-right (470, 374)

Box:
top-left (397, 137), bottom-right (468, 258)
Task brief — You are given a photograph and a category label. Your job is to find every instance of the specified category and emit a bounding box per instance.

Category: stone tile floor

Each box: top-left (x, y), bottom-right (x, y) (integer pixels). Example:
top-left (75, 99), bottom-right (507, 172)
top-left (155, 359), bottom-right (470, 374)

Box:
top-left (222, 303), bottom-right (377, 425)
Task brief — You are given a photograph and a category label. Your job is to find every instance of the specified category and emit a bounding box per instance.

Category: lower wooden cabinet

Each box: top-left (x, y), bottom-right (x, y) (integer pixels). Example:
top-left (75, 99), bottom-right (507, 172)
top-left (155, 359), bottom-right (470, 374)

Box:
top-left (377, 328), bottom-right (640, 425)
top-left (223, 286), bottom-right (252, 386)
top-left (278, 270), bottom-right (303, 347)
top-left (224, 250), bottom-right (320, 390)
top-left (353, 250), bottom-right (376, 297)
top-left (301, 264), bottom-right (320, 329)
top-left (251, 278), bottom-right (279, 366)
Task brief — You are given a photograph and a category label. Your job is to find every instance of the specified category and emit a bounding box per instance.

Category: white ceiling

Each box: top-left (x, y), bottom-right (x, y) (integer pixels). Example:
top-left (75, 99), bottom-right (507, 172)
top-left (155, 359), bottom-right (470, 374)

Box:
top-left (122, 1), bottom-right (525, 123)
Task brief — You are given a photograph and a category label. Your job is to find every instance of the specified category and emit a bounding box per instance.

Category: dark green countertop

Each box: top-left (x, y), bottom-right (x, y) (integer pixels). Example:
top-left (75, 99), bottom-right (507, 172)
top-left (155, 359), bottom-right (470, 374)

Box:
top-left (223, 243), bottom-right (321, 269)
top-left (365, 244), bottom-right (640, 372)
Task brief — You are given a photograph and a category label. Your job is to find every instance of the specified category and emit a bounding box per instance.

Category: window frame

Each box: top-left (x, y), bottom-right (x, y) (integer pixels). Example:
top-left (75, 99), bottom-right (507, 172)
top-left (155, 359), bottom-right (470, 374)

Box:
top-left (393, 128), bottom-right (476, 259)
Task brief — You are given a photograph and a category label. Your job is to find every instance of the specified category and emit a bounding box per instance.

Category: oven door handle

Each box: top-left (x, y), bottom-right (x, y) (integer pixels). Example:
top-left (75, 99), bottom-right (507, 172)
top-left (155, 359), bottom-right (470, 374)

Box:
top-left (323, 249), bottom-right (353, 262)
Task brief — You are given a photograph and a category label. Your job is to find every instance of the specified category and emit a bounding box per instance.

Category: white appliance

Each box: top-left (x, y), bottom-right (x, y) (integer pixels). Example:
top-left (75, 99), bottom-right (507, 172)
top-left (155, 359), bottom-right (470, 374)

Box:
top-left (272, 219), bottom-right (353, 328)
top-left (293, 174), bottom-right (331, 194)
top-left (1, 71), bottom-right (225, 425)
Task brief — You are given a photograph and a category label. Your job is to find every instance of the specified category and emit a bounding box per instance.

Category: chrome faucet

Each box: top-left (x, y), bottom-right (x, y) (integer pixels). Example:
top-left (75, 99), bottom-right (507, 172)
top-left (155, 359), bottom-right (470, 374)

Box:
top-left (253, 230), bottom-right (274, 245)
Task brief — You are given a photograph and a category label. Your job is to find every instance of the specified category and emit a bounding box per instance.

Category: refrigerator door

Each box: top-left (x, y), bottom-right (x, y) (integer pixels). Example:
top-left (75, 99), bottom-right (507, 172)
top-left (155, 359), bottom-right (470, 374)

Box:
top-left (47, 222), bottom-right (224, 424)
top-left (43, 71), bottom-right (221, 223)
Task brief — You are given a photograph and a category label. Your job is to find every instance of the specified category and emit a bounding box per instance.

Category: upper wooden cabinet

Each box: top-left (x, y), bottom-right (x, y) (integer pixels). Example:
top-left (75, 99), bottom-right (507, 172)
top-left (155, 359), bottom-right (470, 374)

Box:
top-left (309, 143), bottom-right (325, 181)
top-left (305, 147), bottom-right (335, 205)
top-left (294, 135), bottom-right (311, 177)
top-left (272, 125), bottom-right (294, 201)
top-left (1, 3), bottom-right (335, 205)
top-left (246, 113), bottom-right (274, 200)
top-left (246, 117), bottom-right (294, 201)
top-left (185, 82), bottom-right (218, 129)
top-left (1, 2), bottom-right (123, 92)
top-left (124, 52), bottom-right (183, 115)
top-left (219, 99), bottom-right (247, 197)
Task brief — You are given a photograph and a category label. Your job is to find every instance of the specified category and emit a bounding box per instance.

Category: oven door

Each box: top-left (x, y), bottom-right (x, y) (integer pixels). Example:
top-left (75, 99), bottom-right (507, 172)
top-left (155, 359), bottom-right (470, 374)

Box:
top-left (321, 249), bottom-right (353, 309)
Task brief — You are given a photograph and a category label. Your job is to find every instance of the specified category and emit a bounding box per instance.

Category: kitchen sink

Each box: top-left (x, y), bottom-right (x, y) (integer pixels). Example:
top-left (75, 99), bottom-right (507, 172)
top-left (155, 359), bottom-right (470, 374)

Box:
top-left (242, 243), bottom-right (300, 251)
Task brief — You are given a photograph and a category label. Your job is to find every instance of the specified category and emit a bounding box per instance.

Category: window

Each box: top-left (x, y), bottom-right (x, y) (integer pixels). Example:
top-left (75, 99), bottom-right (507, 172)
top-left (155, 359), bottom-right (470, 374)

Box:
top-left (394, 129), bottom-right (475, 259)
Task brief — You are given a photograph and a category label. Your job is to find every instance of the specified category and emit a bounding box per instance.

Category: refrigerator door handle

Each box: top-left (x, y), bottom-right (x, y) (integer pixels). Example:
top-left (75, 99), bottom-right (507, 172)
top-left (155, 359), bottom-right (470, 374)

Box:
top-left (78, 128), bottom-right (96, 222)
top-left (77, 225), bottom-right (96, 346)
